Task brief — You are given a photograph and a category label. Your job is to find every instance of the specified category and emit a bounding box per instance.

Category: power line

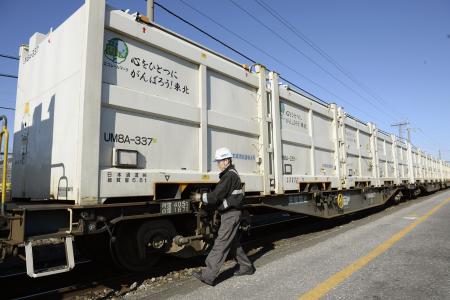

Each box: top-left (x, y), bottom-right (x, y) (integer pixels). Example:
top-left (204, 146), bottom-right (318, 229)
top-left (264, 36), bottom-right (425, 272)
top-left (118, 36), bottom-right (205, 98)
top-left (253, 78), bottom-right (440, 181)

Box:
top-left (154, 2), bottom-right (257, 64)
top-left (167, 0), bottom-right (384, 123)
top-left (174, 0), bottom-right (383, 122)
top-left (254, 0), bottom-right (406, 120)
top-left (416, 127), bottom-right (445, 150)
top-left (277, 76), bottom-right (327, 106)
top-left (401, 125), bottom-right (449, 159)
top-left (175, 0), bottom-right (323, 105)
top-left (0, 54), bottom-right (19, 61)
top-left (0, 51), bottom-right (18, 107)
top-left (232, 0), bottom-right (398, 122)
top-left (228, 0), bottom-right (398, 123)
top-left (0, 73), bottom-right (18, 79)
top-left (0, 106), bottom-right (15, 111)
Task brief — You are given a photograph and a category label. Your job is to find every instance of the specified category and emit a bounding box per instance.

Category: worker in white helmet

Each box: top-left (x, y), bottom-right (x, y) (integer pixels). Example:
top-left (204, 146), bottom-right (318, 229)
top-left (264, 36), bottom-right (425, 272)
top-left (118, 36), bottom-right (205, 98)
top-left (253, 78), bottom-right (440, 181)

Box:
top-left (191, 147), bottom-right (255, 286)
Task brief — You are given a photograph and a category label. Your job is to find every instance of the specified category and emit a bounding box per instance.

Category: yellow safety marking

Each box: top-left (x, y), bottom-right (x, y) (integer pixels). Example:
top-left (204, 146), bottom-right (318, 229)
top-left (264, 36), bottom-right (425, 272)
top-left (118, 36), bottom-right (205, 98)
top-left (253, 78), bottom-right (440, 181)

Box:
top-left (299, 197), bottom-right (450, 300)
top-left (24, 102), bottom-right (30, 114)
top-left (0, 124), bottom-right (9, 214)
top-left (201, 175), bottom-right (210, 180)
top-left (180, 184), bottom-right (188, 193)
top-left (336, 193), bottom-right (344, 209)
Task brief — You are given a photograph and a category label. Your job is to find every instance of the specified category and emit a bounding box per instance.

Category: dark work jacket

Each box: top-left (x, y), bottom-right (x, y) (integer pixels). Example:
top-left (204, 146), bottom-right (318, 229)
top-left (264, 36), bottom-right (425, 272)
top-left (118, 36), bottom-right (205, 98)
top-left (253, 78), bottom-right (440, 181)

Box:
top-left (204, 164), bottom-right (243, 212)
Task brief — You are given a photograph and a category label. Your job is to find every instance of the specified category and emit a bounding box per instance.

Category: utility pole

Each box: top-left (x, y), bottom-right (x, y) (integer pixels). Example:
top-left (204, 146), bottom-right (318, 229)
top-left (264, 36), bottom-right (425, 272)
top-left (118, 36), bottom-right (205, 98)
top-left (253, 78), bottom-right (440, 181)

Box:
top-left (391, 121), bottom-right (409, 140)
top-left (406, 126), bottom-right (412, 144)
top-left (147, 0), bottom-right (154, 22)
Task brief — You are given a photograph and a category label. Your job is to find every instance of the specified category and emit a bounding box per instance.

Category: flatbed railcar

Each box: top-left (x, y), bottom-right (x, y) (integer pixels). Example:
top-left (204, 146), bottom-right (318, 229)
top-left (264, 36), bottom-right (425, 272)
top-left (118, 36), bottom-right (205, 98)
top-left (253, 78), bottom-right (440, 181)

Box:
top-left (0, 0), bottom-right (449, 278)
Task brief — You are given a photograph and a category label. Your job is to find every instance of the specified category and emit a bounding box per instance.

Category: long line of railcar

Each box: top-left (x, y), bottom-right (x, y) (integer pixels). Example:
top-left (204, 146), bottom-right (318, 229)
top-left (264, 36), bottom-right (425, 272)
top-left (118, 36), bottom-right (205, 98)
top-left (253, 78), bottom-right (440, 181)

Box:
top-left (0, 0), bottom-right (448, 277)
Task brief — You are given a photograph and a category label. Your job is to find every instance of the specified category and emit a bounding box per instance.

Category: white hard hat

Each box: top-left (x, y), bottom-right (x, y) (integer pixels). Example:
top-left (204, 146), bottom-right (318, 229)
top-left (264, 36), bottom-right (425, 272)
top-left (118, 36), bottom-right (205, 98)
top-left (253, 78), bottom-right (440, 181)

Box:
top-left (214, 147), bottom-right (233, 161)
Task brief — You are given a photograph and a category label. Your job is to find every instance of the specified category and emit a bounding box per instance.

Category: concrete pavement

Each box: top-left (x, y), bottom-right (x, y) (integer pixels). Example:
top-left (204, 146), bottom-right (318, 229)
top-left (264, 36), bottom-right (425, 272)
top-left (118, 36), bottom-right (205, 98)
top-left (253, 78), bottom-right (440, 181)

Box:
top-left (129, 189), bottom-right (450, 300)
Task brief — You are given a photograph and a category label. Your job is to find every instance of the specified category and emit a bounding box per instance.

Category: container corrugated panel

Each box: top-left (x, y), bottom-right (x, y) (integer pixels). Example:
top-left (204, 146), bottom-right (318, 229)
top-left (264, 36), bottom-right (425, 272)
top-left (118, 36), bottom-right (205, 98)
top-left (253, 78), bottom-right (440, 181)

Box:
top-left (420, 152), bottom-right (427, 180)
top-left (277, 86), bottom-right (338, 190)
top-left (394, 140), bottom-right (406, 181)
top-left (343, 116), bottom-right (375, 185)
top-left (411, 148), bottom-right (421, 181)
top-left (377, 131), bottom-right (395, 182)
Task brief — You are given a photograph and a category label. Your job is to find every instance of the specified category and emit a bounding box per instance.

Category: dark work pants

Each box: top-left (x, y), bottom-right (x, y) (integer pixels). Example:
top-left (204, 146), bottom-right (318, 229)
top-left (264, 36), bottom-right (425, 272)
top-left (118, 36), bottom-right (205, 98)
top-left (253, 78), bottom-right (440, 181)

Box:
top-left (202, 209), bottom-right (253, 282)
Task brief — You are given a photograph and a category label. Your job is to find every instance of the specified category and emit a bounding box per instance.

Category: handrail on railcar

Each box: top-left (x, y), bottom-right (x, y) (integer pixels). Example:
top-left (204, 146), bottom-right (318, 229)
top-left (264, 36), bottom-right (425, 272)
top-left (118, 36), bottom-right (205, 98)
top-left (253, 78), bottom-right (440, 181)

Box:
top-left (0, 115), bottom-right (9, 216)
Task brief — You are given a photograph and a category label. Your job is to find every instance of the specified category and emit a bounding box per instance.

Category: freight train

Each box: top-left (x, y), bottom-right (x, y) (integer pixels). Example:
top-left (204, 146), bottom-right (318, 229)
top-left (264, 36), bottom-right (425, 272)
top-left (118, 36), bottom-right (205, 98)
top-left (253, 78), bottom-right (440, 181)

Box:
top-left (0, 0), bottom-right (448, 277)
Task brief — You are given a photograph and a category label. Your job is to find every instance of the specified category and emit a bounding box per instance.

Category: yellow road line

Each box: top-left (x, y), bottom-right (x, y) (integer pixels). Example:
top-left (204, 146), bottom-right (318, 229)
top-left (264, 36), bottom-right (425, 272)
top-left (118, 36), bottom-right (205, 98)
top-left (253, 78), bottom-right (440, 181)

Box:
top-left (299, 197), bottom-right (450, 300)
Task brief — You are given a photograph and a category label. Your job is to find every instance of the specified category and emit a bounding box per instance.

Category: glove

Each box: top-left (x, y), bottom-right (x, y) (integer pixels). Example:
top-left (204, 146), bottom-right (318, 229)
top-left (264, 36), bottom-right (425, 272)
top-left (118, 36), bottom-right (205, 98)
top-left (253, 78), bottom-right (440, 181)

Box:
top-left (191, 192), bottom-right (209, 204)
top-left (190, 192), bottom-right (202, 202)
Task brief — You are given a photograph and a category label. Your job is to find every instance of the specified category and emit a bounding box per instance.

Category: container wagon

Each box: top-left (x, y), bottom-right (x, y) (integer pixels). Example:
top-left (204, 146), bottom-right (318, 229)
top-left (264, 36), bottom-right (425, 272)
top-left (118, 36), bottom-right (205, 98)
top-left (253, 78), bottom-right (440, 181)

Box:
top-left (0, 0), bottom-right (449, 277)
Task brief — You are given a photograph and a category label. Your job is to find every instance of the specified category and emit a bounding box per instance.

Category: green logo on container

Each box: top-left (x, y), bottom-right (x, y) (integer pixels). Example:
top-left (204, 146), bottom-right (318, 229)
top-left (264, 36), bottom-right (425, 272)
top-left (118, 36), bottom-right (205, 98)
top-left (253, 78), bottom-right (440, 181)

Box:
top-left (104, 38), bottom-right (128, 64)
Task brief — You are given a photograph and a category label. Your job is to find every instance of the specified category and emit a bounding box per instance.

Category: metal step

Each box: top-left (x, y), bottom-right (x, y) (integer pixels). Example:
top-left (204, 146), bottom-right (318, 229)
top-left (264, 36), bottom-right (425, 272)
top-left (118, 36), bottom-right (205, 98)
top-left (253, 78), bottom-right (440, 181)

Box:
top-left (24, 236), bottom-right (75, 278)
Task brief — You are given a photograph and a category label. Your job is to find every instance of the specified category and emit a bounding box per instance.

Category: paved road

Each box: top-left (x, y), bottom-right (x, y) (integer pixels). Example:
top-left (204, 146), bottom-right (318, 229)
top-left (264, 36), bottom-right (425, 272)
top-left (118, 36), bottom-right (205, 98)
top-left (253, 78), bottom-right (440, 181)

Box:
top-left (130, 189), bottom-right (450, 300)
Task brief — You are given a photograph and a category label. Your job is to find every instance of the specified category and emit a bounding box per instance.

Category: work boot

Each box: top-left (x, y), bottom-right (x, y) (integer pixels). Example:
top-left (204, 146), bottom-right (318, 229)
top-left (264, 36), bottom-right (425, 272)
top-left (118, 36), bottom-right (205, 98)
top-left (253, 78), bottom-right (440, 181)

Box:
top-left (192, 271), bottom-right (215, 286)
top-left (234, 265), bottom-right (255, 276)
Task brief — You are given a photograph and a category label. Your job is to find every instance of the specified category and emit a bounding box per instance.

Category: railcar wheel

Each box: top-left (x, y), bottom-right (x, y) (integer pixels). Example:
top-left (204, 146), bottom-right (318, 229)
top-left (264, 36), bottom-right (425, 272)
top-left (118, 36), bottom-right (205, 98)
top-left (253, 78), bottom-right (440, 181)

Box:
top-left (110, 219), bottom-right (176, 272)
top-left (408, 190), bottom-right (416, 200)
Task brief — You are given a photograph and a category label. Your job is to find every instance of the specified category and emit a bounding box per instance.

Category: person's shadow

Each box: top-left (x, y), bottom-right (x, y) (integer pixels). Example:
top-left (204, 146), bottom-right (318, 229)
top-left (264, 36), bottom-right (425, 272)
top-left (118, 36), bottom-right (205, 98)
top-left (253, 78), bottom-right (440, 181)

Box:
top-left (214, 242), bottom-right (275, 284)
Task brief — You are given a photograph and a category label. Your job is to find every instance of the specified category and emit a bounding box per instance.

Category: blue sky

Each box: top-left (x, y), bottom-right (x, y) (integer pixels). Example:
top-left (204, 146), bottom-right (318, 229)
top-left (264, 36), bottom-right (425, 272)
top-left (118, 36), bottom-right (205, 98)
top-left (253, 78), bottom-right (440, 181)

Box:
top-left (0, 0), bottom-right (449, 160)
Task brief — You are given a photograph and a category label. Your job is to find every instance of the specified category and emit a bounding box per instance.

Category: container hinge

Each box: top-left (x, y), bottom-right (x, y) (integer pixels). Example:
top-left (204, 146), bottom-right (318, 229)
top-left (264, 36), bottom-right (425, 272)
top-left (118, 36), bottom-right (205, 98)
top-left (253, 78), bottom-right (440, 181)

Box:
top-left (24, 236), bottom-right (75, 278)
